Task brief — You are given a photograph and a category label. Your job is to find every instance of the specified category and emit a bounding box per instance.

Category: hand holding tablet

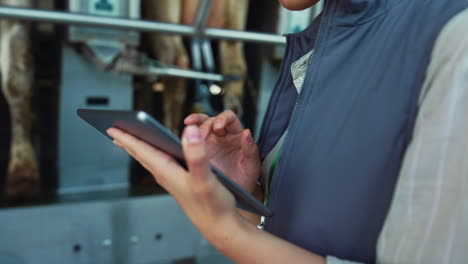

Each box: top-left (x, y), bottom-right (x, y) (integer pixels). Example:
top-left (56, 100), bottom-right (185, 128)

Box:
top-left (77, 109), bottom-right (272, 217)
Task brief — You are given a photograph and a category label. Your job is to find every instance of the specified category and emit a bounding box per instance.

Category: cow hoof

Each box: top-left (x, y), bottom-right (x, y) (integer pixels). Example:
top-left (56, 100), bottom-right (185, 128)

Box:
top-left (5, 157), bottom-right (41, 201)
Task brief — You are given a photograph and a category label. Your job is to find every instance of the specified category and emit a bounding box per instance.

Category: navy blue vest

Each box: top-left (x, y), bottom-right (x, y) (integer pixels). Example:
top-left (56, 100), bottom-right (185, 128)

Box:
top-left (258, 0), bottom-right (468, 262)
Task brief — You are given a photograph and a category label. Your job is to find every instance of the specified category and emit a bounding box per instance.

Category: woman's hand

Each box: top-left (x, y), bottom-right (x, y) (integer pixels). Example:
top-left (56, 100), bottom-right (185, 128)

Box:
top-left (107, 125), bottom-right (325, 264)
top-left (184, 110), bottom-right (261, 194)
top-left (108, 125), bottom-right (240, 236)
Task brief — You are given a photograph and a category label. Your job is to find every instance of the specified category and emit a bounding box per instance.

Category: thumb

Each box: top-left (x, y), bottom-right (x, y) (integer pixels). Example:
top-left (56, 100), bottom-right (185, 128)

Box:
top-left (182, 125), bottom-right (212, 188)
top-left (240, 129), bottom-right (260, 175)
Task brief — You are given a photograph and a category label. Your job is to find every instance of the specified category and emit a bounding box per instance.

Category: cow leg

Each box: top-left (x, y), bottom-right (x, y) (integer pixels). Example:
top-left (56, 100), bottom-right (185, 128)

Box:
top-left (143, 0), bottom-right (189, 134)
top-left (161, 37), bottom-right (189, 134)
top-left (182, 0), bottom-right (226, 28)
top-left (0, 18), bottom-right (40, 199)
top-left (219, 0), bottom-right (249, 117)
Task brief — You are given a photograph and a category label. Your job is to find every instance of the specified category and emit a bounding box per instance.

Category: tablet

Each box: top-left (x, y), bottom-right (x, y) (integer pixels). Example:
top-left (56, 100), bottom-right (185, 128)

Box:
top-left (77, 109), bottom-right (272, 217)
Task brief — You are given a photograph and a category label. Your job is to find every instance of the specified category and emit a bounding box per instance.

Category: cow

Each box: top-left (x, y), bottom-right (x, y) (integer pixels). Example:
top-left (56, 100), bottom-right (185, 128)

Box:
top-left (142, 0), bottom-right (190, 134)
top-left (143, 0), bottom-right (249, 134)
top-left (183, 0), bottom-right (249, 117)
top-left (0, 0), bottom-right (40, 199)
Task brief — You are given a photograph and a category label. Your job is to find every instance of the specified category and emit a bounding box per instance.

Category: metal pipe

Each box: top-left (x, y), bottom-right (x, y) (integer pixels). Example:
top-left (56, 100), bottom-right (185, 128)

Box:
top-left (0, 6), bottom-right (286, 45)
top-left (114, 56), bottom-right (229, 82)
top-left (193, 0), bottom-right (212, 32)
top-left (201, 39), bottom-right (215, 72)
top-left (0, 6), bottom-right (195, 35)
top-left (205, 28), bottom-right (286, 44)
top-left (146, 67), bottom-right (225, 82)
top-left (191, 39), bottom-right (203, 71)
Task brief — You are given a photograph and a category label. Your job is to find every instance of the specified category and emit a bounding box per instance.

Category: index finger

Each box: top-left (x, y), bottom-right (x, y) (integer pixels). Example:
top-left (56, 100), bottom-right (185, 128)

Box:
top-left (184, 113), bottom-right (210, 126)
top-left (213, 110), bottom-right (244, 136)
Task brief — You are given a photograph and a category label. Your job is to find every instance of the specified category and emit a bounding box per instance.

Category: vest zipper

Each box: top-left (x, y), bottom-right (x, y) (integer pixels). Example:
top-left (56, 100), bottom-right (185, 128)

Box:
top-left (266, 1), bottom-right (330, 216)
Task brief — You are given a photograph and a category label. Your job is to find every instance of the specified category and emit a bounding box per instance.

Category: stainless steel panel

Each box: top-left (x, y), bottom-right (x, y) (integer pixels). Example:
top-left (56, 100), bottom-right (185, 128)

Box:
top-left (68, 0), bottom-right (140, 46)
top-left (0, 195), bottom-right (231, 263)
top-left (58, 46), bottom-right (132, 194)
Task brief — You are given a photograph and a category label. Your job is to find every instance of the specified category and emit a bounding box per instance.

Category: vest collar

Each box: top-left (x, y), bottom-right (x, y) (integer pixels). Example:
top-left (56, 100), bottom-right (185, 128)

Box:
top-left (330, 0), bottom-right (400, 26)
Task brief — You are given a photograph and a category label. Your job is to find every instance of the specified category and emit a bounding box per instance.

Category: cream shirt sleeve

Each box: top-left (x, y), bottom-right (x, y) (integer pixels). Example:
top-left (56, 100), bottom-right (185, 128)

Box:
top-left (377, 8), bottom-right (468, 264)
top-left (327, 8), bottom-right (468, 264)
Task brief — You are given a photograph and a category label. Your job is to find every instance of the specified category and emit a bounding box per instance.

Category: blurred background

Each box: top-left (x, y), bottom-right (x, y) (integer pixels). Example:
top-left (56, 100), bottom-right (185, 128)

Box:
top-left (0, 0), bottom-right (322, 263)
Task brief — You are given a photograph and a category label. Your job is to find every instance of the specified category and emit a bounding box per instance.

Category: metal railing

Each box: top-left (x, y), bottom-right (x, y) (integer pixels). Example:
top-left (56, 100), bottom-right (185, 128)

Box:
top-left (0, 6), bottom-right (286, 45)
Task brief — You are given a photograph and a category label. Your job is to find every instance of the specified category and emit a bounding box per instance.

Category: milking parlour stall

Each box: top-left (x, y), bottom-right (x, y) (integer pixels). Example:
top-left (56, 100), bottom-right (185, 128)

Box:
top-left (0, 0), bottom-right (321, 263)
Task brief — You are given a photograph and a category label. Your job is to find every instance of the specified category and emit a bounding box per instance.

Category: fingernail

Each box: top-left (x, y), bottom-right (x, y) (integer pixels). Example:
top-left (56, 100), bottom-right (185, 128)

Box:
top-left (246, 130), bottom-right (254, 144)
top-left (185, 126), bottom-right (202, 144)
top-left (214, 119), bottom-right (223, 129)
top-left (113, 140), bottom-right (122, 148)
top-left (107, 128), bottom-right (120, 138)
top-left (185, 115), bottom-right (194, 123)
